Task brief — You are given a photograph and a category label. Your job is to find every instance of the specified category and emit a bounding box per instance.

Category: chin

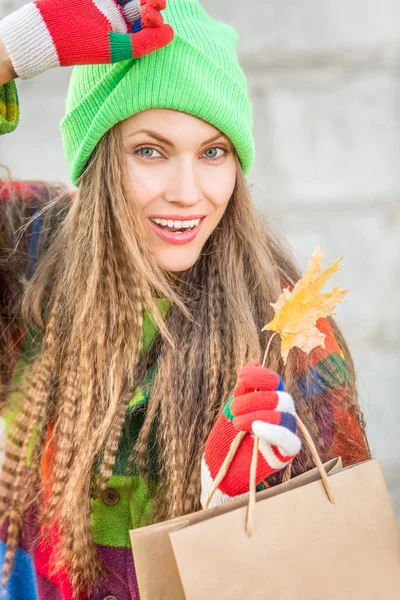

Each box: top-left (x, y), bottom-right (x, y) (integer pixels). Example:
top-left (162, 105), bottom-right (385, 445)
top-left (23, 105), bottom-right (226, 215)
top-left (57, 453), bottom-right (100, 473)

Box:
top-left (157, 250), bottom-right (201, 274)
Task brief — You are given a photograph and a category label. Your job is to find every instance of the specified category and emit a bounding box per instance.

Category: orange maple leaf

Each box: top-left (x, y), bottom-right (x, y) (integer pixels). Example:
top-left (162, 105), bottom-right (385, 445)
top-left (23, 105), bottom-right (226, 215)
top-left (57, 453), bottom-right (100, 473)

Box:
top-left (263, 246), bottom-right (349, 363)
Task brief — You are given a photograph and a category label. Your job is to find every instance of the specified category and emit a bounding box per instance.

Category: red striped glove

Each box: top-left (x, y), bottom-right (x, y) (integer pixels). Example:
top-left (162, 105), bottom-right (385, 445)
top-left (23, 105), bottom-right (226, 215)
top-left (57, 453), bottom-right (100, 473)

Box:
top-left (201, 360), bottom-right (302, 508)
top-left (0, 0), bottom-right (173, 80)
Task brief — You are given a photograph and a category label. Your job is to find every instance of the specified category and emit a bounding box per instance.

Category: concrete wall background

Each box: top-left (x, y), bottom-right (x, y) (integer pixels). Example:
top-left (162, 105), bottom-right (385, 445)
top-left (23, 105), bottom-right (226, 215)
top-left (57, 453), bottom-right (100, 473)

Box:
top-left (1, 0), bottom-right (400, 520)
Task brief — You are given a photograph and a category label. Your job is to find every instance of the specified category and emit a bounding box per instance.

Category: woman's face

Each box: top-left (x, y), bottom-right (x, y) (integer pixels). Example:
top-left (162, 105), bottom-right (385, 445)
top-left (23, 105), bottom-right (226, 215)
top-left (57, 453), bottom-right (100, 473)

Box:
top-left (121, 109), bottom-right (237, 273)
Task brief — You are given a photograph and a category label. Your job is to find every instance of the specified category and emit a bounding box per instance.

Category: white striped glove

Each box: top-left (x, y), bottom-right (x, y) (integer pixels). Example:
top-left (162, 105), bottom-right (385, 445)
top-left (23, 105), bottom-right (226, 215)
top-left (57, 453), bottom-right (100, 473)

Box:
top-left (0, 0), bottom-right (173, 79)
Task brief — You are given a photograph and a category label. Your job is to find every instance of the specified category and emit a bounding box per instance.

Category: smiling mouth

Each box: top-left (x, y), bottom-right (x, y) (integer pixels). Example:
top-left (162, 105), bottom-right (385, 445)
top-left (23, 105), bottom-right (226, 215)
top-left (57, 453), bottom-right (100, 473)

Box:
top-left (149, 217), bottom-right (203, 233)
top-left (148, 216), bottom-right (206, 245)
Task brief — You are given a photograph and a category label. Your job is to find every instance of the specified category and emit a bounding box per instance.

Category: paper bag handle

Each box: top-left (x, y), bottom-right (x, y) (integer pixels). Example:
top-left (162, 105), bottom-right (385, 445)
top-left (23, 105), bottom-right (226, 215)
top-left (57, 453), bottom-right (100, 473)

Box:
top-left (204, 414), bottom-right (335, 535)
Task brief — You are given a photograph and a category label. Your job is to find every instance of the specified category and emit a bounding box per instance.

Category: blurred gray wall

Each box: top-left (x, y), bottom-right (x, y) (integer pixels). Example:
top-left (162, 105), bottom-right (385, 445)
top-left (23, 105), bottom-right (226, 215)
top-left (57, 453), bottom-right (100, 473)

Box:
top-left (1, 0), bottom-right (400, 520)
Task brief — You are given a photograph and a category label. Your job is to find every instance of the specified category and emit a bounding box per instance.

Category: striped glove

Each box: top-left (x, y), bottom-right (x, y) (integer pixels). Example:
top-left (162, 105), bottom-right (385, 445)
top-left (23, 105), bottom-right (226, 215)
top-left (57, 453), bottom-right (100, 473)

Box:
top-left (0, 0), bottom-right (173, 80)
top-left (201, 360), bottom-right (302, 508)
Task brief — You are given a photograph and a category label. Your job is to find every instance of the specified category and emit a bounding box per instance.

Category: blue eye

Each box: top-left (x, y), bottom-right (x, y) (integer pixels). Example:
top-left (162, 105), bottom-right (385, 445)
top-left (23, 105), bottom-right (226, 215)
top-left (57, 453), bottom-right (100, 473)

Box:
top-left (204, 147), bottom-right (226, 160)
top-left (135, 147), bottom-right (162, 159)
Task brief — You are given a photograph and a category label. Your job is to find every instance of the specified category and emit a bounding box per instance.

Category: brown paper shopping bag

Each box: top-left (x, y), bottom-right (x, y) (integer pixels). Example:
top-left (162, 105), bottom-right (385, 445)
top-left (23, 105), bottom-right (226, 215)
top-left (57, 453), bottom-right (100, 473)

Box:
top-left (170, 458), bottom-right (400, 599)
top-left (169, 417), bottom-right (400, 600)
top-left (130, 457), bottom-right (342, 600)
top-left (131, 410), bottom-right (400, 600)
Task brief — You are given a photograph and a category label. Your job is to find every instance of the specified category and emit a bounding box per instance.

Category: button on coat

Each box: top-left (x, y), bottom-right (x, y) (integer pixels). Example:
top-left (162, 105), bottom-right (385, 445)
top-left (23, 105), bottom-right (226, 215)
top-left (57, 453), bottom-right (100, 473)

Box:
top-left (101, 488), bottom-right (121, 506)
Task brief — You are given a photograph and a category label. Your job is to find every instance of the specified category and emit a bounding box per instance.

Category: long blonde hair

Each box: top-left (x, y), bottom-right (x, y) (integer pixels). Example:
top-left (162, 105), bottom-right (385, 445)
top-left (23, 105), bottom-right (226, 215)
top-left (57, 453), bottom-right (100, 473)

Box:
top-left (0, 124), bottom-right (367, 595)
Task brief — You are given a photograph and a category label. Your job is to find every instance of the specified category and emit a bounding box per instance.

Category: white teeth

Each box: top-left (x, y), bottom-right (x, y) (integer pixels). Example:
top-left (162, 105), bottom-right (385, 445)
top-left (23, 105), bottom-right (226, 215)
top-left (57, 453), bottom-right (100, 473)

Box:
top-left (151, 217), bottom-right (202, 229)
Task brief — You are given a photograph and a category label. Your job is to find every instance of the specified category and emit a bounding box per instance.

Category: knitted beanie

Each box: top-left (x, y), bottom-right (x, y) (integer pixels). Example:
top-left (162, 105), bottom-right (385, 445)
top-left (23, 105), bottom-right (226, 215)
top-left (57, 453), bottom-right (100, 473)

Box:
top-left (60, 0), bottom-right (255, 186)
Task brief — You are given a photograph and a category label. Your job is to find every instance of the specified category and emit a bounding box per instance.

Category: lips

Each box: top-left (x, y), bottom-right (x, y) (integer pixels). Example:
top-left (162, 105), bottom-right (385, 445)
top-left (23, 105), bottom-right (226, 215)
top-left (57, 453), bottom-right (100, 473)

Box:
top-left (149, 217), bottom-right (205, 245)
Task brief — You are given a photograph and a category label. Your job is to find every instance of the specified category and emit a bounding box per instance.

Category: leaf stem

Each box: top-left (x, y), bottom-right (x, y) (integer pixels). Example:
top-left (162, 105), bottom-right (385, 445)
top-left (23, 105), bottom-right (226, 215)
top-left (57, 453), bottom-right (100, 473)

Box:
top-left (261, 331), bottom-right (279, 368)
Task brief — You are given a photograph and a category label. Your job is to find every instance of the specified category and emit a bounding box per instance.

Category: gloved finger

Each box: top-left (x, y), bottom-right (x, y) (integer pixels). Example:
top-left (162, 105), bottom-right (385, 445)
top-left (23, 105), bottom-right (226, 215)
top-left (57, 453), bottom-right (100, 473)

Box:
top-left (235, 367), bottom-right (284, 395)
top-left (231, 391), bottom-right (295, 417)
top-left (130, 24), bottom-right (174, 57)
top-left (119, 0), bottom-right (166, 25)
top-left (233, 409), bottom-right (297, 434)
top-left (254, 421), bottom-right (302, 456)
top-left (237, 366), bottom-right (284, 391)
top-left (142, 4), bottom-right (164, 27)
top-left (118, 0), bottom-right (141, 25)
top-left (257, 436), bottom-right (300, 472)
top-left (144, 0), bottom-right (167, 9)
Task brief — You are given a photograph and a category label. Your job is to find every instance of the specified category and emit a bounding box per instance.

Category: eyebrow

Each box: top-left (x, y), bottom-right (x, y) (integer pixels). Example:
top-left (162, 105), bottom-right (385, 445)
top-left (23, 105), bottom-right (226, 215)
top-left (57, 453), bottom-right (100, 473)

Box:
top-left (123, 128), bottom-right (231, 147)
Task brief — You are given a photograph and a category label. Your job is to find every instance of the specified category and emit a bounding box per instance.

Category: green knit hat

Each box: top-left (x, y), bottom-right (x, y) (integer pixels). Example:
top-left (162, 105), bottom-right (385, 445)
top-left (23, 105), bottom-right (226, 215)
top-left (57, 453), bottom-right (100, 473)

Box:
top-left (60, 0), bottom-right (255, 186)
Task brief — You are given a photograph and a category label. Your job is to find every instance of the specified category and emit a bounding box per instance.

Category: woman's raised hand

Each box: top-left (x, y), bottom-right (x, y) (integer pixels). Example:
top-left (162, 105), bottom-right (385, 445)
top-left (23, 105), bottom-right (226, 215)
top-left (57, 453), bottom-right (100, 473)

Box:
top-left (0, 0), bottom-right (174, 80)
top-left (201, 360), bottom-right (301, 508)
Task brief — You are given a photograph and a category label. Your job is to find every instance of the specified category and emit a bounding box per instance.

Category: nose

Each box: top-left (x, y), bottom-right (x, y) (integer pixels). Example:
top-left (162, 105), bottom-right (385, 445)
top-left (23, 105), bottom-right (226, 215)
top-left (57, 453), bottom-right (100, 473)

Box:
top-left (164, 160), bottom-right (202, 207)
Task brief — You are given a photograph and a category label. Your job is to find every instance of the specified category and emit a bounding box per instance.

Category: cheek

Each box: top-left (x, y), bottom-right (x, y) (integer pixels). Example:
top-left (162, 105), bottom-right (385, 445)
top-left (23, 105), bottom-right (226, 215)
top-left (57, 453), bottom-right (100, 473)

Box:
top-left (204, 166), bottom-right (237, 213)
top-left (125, 162), bottom-right (162, 209)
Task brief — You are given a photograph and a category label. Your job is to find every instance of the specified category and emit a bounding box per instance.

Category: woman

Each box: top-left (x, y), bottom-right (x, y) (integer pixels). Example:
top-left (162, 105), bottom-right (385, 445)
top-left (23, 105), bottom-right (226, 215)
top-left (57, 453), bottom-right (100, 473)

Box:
top-left (0, 0), bottom-right (370, 598)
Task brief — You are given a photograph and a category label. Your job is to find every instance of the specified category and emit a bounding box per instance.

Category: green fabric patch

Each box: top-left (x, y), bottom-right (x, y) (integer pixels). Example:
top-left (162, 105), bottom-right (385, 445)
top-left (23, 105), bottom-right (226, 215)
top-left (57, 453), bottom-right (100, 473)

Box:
top-left (113, 401), bottom-right (160, 480)
top-left (19, 326), bottom-right (42, 363)
top-left (9, 355), bottom-right (30, 386)
top-left (3, 356), bottom-right (38, 464)
top-left (127, 363), bottom-right (157, 412)
top-left (114, 362), bottom-right (160, 478)
top-left (129, 476), bottom-right (155, 529)
top-left (223, 395), bottom-right (235, 422)
top-left (108, 300), bottom-right (172, 478)
top-left (113, 407), bottom-right (146, 477)
top-left (3, 330), bottom-right (42, 464)
top-left (91, 474), bottom-right (154, 547)
top-left (0, 82), bottom-right (20, 134)
top-left (140, 298), bottom-right (172, 359)
top-left (109, 32), bottom-right (133, 64)
top-left (256, 481), bottom-right (267, 492)
top-left (4, 364), bottom-right (26, 436)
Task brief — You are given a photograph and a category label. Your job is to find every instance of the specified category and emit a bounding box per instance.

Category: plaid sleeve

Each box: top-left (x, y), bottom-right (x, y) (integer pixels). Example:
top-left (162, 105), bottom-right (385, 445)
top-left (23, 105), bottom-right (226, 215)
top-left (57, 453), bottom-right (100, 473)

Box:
top-left (0, 81), bottom-right (19, 135)
top-left (296, 317), bottom-right (370, 467)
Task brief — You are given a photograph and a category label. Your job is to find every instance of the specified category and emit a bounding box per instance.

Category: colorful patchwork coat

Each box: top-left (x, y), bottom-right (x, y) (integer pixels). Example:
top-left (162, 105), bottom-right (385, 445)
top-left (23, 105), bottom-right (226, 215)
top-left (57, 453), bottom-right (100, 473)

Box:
top-left (0, 81), bottom-right (370, 599)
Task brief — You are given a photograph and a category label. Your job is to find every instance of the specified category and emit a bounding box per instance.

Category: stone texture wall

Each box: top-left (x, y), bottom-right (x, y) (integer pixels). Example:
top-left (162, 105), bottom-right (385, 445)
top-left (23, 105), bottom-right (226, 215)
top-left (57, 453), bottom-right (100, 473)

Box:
top-left (1, 0), bottom-right (400, 520)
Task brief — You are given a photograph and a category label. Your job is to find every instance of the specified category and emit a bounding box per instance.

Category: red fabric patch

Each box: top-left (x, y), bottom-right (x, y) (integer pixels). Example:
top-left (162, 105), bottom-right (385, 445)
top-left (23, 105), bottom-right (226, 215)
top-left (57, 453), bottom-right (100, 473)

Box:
top-left (203, 413), bottom-right (276, 497)
top-left (36, 0), bottom-right (112, 65)
top-left (234, 365), bottom-right (280, 395)
top-left (219, 433), bottom-right (271, 497)
top-left (35, 524), bottom-right (75, 600)
top-left (332, 398), bottom-right (370, 466)
top-left (230, 390), bottom-right (279, 417)
top-left (0, 180), bottom-right (35, 202)
top-left (307, 318), bottom-right (342, 366)
top-left (271, 444), bottom-right (295, 464)
top-left (141, 4), bottom-right (164, 27)
top-left (233, 409), bottom-right (281, 433)
top-left (36, 432), bottom-right (79, 599)
top-left (204, 414), bottom-right (237, 481)
top-left (42, 425), bottom-right (56, 491)
top-left (144, 0), bottom-right (166, 9)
